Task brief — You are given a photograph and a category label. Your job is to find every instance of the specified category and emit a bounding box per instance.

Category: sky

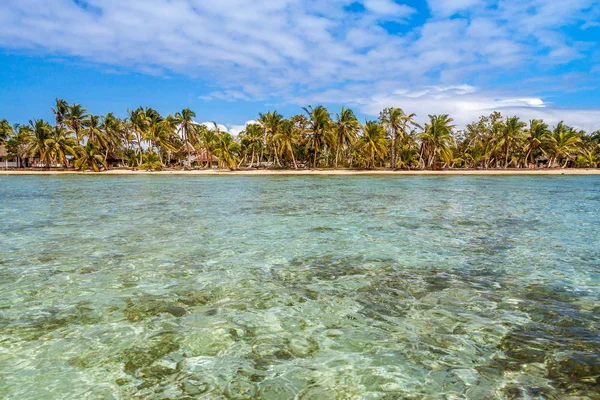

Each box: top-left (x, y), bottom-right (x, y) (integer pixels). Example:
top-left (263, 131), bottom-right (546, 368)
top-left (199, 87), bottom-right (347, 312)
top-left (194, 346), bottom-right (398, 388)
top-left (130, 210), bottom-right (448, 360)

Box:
top-left (1, 0), bottom-right (600, 134)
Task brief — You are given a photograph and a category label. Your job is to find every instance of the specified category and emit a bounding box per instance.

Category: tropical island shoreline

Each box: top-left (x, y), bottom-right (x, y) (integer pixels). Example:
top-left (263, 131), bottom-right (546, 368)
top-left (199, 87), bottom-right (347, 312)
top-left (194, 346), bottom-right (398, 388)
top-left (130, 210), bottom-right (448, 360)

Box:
top-left (2, 168), bottom-right (600, 176)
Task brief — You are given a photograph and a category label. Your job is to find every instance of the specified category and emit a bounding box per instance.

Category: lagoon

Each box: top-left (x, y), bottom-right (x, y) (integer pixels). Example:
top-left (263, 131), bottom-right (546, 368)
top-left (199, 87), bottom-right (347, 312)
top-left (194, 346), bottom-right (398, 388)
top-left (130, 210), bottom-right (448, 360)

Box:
top-left (1, 176), bottom-right (599, 399)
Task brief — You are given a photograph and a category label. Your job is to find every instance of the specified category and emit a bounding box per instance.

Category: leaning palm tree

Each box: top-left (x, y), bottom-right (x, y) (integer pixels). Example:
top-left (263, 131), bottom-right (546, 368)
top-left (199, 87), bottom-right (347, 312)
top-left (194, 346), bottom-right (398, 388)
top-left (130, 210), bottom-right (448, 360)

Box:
top-left (303, 105), bottom-right (331, 168)
top-left (355, 121), bottom-right (387, 169)
top-left (334, 107), bottom-right (360, 167)
top-left (51, 99), bottom-right (69, 126)
top-left (75, 140), bottom-right (107, 172)
top-left (419, 115), bottom-right (455, 169)
top-left (45, 125), bottom-right (78, 167)
top-left (26, 119), bottom-right (53, 168)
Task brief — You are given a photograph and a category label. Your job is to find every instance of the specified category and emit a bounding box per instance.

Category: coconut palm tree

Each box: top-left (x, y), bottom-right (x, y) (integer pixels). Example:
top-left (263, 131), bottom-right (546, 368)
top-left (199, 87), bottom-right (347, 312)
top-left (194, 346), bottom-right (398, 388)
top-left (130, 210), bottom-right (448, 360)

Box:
top-left (197, 124), bottom-right (218, 168)
top-left (496, 116), bottom-right (526, 168)
top-left (175, 108), bottom-right (197, 165)
top-left (0, 119), bottom-right (13, 144)
top-left (214, 132), bottom-right (241, 170)
top-left (258, 111), bottom-right (284, 167)
top-left (82, 114), bottom-right (109, 149)
top-left (355, 121), bottom-right (387, 169)
top-left (101, 112), bottom-right (125, 164)
top-left (577, 150), bottom-right (599, 168)
top-left (333, 107), bottom-right (360, 167)
top-left (547, 122), bottom-right (582, 168)
top-left (379, 107), bottom-right (404, 168)
top-left (51, 99), bottom-right (69, 126)
top-left (75, 141), bottom-right (107, 172)
top-left (303, 105), bottom-right (331, 168)
top-left (274, 119), bottom-right (299, 169)
top-left (523, 119), bottom-right (551, 167)
top-left (26, 119), bottom-right (53, 168)
top-left (419, 115), bottom-right (455, 169)
top-left (240, 123), bottom-right (263, 167)
top-left (139, 151), bottom-right (163, 171)
top-left (5, 124), bottom-right (31, 167)
top-left (128, 107), bottom-right (149, 166)
top-left (45, 125), bottom-right (78, 167)
top-left (65, 103), bottom-right (88, 142)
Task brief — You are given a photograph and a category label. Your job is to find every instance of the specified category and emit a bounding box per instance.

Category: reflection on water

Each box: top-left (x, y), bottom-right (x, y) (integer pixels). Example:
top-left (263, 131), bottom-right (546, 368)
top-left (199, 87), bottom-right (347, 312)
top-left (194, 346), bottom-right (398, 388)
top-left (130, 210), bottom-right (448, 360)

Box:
top-left (1, 175), bottom-right (599, 399)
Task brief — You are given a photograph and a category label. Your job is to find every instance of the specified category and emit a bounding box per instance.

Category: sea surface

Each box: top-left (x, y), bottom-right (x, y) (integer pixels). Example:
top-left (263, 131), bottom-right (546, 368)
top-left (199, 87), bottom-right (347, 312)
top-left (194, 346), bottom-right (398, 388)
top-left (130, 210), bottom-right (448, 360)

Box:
top-left (0, 175), bottom-right (599, 399)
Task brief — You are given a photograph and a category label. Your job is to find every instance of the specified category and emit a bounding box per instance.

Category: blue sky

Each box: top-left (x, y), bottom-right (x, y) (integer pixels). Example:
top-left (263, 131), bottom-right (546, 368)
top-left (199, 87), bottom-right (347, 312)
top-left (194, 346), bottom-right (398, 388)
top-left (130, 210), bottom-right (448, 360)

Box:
top-left (1, 0), bottom-right (600, 133)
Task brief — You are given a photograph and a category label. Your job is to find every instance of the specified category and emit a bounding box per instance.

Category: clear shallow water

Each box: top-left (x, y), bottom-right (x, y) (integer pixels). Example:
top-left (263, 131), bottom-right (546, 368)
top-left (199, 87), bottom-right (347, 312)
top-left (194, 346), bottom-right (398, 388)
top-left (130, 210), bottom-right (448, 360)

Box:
top-left (1, 175), bottom-right (599, 400)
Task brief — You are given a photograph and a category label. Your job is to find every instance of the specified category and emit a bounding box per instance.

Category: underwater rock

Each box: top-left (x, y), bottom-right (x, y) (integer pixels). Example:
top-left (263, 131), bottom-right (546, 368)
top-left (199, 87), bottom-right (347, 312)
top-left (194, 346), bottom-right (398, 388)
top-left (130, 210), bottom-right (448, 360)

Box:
top-left (547, 352), bottom-right (600, 384)
top-left (120, 333), bottom-right (181, 373)
top-left (225, 379), bottom-right (258, 399)
top-left (165, 305), bottom-right (188, 317)
top-left (123, 296), bottom-right (188, 321)
top-left (288, 336), bottom-right (319, 358)
top-left (180, 375), bottom-right (214, 396)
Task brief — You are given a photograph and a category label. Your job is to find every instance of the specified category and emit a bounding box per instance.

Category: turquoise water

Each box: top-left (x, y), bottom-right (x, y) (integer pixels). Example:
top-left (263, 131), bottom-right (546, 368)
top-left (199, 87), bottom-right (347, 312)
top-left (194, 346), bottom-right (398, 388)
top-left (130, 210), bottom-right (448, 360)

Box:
top-left (1, 175), bottom-right (599, 399)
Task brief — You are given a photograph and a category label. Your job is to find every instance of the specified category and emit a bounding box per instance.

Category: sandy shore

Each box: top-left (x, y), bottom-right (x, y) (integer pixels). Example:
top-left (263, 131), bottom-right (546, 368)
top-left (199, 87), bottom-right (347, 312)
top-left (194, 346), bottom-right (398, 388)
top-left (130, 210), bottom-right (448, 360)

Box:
top-left (1, 168), bottom-right (600, 176)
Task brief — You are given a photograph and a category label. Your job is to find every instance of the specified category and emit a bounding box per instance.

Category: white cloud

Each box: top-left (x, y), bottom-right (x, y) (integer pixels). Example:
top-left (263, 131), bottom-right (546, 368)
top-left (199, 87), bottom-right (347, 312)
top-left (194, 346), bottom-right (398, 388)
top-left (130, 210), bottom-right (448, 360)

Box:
top-left (0, 0), bottom-right (598, 129)
top-left (355, 85), bottom-right (600, 132)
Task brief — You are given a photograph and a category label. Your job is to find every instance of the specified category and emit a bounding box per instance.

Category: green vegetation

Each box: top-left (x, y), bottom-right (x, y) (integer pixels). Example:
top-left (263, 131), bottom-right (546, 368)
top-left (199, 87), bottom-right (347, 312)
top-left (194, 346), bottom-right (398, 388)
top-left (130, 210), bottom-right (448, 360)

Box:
top-left (1, 101), bottom-right (599, 170)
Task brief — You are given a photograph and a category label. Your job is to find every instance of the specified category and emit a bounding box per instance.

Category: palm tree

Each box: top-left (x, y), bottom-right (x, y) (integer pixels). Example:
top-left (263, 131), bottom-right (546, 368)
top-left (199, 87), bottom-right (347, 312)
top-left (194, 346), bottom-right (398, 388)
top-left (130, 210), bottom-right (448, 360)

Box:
top-left (101, 112), bottom-right (125, 164)
top-left (138, 152), bottom-right (163, 171)
top-left (128, 107), bottom-right (149, 166)
top-left (26, 119), bottom-right (53, 168)
top-left (64, 103), bottom-right (88, 142)
top-left (214, 132), bottom-right (241, 170)
top-left (197, 124), bottom-right (218, 168)
top-left (303, 105), bottom-right (331, 168)
top-left (355, 121), bottom-right (387, 169)
top-left (175, 108), bottom-right (197, 166)
top-left (523, 119), bottom-right (551, 167)
top-left (334, 107), bottom-right (360, 167)
top-left (51, 99), bottom-right (69, 126)
top-left (240, 123), bottom-right (263, 167)
top-left (45, 125), bottom-right (77, 167)
top-left (5, 124), bottom-right (31, 167)
top-left (497, 116), bottom-right (526, 168)
top-left (0, 119), bottom-right (13, 144)
top-left (419, 115), bottom-right (455, 169)
top-left (82, 114), bottom-right (109, 149)
top-left (577, 150), bottom-right (599, 168)
top-left (258, 111), bottom-right (284, 167)
top-left (547, 122), bottom-right (582, 168)
top-left (274, 119), bottom-right (299, 169)
top-left (379, 107), bottom-right (403, 168)
top-left (75, 141), bottom-right (107, 172)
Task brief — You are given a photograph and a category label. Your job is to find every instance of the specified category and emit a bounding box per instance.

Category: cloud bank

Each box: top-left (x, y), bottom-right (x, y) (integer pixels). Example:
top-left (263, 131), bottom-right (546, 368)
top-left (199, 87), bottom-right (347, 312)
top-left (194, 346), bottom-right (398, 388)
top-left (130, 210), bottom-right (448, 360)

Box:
top-left (0, 0), bottom-right (599, 129)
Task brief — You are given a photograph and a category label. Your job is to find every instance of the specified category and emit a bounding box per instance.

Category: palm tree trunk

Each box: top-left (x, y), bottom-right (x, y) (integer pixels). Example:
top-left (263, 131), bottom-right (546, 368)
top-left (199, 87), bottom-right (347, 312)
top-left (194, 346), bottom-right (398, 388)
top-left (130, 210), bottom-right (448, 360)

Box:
top-left (290, 147), bottom-right (297, 169)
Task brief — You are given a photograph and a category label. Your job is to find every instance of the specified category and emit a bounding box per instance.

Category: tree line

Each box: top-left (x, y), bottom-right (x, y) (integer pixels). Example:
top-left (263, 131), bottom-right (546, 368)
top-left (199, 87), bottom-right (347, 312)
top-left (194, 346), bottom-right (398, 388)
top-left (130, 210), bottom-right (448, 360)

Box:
top-left (1, 100), bottom-right (599, 171)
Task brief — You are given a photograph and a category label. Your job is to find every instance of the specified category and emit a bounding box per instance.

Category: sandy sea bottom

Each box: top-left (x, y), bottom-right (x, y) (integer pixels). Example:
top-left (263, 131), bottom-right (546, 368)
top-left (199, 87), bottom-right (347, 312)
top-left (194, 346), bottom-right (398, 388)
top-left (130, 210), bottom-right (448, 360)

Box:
top-left (0, 175), bottom-right (599, 399)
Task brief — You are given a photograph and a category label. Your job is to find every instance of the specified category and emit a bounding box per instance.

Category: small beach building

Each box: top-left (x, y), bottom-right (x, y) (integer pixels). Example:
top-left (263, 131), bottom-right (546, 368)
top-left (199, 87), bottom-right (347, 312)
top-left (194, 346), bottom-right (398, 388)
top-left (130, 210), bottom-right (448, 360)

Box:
top-left (0, 145), bottom-right (19, 168)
